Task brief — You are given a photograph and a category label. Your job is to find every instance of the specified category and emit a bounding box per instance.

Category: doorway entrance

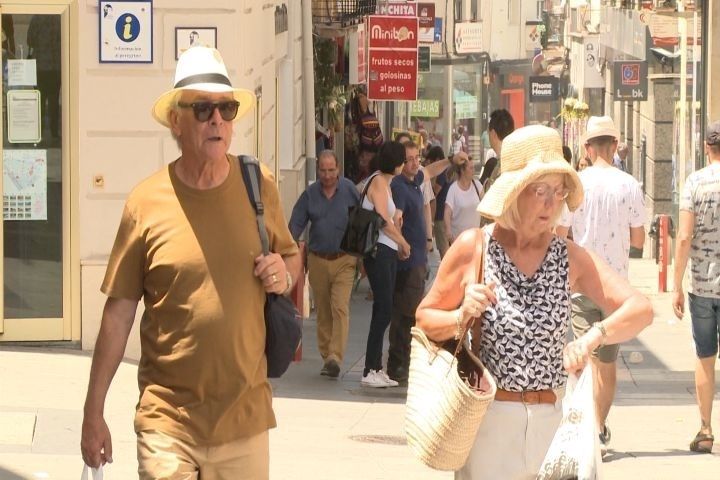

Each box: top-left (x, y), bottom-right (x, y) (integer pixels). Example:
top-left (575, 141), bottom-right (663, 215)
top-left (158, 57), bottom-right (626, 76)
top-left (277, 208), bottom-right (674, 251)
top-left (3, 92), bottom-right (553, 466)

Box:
top-left (0, 3), bottom-right (72, 341)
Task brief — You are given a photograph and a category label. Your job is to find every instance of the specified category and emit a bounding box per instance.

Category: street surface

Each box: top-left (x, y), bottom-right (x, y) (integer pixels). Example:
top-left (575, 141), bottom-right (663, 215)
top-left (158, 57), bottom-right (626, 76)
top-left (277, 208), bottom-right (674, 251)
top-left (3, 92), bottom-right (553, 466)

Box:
top-left (0, 257), bottom-right (718, 479)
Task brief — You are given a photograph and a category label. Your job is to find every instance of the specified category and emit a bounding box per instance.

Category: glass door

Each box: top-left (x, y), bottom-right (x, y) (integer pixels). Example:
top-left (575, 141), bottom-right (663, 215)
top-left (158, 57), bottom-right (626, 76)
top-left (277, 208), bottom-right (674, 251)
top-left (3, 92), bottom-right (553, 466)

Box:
top-left (0, 3), bottom-right (70, 341)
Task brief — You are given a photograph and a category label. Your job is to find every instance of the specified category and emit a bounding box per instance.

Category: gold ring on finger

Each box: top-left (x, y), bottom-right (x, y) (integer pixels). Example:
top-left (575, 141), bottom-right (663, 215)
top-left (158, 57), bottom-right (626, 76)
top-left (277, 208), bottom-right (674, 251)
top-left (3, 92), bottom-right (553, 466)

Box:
top-left (271, 274), bottom-right (278, 284)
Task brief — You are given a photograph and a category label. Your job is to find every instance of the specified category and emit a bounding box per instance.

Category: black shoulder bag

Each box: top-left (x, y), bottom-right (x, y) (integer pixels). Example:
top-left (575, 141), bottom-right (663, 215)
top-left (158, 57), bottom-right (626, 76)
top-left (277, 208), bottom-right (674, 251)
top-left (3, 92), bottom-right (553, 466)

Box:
top-left (340, 173), bottom-right (387, 257)
top-left (239, 155), bottom-right (302, 378)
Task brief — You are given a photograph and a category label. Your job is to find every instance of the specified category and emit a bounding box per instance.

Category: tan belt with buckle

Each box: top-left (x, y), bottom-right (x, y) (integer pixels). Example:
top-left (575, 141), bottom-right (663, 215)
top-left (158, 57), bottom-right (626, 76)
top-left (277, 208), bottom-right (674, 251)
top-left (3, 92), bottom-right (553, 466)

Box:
top-left (495, 388), bottom-right (557, 405)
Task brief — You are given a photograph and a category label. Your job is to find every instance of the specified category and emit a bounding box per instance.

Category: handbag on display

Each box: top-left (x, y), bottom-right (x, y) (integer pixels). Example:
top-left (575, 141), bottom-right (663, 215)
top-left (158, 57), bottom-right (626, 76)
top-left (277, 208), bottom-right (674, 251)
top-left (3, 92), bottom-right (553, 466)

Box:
top-left (536, 364), bottom-right (602, 480)
top-left (340, 173), bottom-right (386, 257)
top-left (405, 229), bottom-right (497, 471)
top-left (239, 155), bottom-right (302, 378)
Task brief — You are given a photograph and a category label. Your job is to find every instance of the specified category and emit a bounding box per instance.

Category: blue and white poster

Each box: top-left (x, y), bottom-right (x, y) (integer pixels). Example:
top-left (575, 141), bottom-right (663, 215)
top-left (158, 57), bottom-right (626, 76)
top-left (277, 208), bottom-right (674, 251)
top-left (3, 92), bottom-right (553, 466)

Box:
top-left (99, 0), bottom-right (153, 63)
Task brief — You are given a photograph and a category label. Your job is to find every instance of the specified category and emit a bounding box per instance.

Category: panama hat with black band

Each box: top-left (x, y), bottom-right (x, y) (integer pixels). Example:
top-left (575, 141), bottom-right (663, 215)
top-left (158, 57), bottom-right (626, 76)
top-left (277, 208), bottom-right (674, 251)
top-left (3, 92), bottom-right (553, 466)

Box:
top-left (151, 46), bottom-right (255, 128)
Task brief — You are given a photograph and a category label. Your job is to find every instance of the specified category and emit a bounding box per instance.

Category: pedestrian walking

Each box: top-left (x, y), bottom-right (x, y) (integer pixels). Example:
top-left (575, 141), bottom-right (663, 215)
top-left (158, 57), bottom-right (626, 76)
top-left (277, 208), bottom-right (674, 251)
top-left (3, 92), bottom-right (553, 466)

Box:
top-left (386, 142), bottom-right (457, 383)
top-left (288, 150), bottom-right (360, 379)
top-left (360, 141), bottom-right (411, 388)
top-left (672, 120), bottom-right (720, 454)
top-left (416, 125), bottom-right (653, 479)
top-left (479, 109), bottom-right (514, 191)
top-left (428, 146), bottom-right (452, 258)
top-left (557, 115), bottom-right (646, 455)
top-left (613, 142), bottom-right (628, 171)
top-left (444, 155), bottom-right (483, 244)
top-left (80, 47), bottom-right (301, 477)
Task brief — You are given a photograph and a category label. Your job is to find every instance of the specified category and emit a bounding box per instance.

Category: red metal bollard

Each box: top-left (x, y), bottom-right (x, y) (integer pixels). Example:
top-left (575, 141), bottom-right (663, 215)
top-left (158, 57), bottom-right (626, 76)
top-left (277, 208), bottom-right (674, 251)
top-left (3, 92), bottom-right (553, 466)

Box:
top-left (290, 242), bottom-right (306, 361)
top-left (657, 215), bottom-right (670, 292)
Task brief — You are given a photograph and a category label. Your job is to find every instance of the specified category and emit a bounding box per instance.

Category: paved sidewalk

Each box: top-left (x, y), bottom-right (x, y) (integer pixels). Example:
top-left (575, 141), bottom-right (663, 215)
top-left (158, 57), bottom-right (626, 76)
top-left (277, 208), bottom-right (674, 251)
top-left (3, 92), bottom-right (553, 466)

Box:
top-left (0, 257), bottom-right (719, 479)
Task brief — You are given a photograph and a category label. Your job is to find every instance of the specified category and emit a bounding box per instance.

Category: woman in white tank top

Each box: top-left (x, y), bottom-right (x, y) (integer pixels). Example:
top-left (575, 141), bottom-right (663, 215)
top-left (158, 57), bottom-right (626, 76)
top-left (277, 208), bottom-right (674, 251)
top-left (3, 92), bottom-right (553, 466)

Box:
top-left (359, 141), bottom-right (410, 388)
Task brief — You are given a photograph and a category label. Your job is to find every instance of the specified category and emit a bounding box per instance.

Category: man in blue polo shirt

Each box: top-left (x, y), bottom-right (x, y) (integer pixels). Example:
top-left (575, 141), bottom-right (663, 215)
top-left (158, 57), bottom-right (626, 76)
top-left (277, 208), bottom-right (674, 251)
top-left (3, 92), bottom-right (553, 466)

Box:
top-left (289, 150), bottom-right (360, 378)
top-left (387, 142), bottom-right (461, 382)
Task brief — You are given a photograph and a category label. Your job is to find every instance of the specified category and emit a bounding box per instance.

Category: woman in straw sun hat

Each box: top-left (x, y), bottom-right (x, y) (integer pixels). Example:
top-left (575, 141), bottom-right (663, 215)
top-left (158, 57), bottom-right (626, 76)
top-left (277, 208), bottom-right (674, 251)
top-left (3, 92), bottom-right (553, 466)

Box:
top-left (416, 125), bottom-right (652, 479)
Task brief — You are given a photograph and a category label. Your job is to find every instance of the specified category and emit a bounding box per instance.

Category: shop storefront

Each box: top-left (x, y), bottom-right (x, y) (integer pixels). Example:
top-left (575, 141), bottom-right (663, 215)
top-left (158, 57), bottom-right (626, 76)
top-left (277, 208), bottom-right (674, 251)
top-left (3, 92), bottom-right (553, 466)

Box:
top-left (393, 56), bottom-right (488, 160)
top-left (0, 2), bottom-right (310, 356)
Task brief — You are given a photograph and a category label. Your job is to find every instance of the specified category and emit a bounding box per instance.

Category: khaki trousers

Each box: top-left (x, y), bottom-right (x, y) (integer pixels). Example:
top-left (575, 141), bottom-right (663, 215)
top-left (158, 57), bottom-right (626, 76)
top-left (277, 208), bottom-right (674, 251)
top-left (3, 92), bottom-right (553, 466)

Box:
top-left (137, 429), bottom-right (269, 480)
top-left (433, 219), bottom-right (450, 258)
top-left (307, 253), bottom-right (357, 363)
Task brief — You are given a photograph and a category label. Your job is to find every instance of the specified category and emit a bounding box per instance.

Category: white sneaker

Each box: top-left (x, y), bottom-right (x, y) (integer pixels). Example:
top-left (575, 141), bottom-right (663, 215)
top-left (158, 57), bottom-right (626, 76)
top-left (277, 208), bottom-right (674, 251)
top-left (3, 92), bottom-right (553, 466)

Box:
top-left (361, 369), bottom-right (398, 388)
top-left (378, 369), bottom-right (399, 387)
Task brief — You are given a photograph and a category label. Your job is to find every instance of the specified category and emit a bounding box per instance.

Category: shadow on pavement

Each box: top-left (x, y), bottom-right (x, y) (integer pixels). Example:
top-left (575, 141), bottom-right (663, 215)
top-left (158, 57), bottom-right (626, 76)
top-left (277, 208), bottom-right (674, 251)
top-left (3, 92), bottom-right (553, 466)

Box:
top-left (604, 448), bottom-right (701, 462)
top-left (0, 466), bottom-right (29, 479)
top-left (614, 337), bottom-right (699, 408)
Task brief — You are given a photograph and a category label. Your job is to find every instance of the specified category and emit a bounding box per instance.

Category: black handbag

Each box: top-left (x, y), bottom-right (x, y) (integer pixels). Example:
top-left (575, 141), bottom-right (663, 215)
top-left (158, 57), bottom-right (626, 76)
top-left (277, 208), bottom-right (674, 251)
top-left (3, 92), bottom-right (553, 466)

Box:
top-left (340, 174), bottom-right (387, 257)
top-left (239, 155), bottom-right (302, 378)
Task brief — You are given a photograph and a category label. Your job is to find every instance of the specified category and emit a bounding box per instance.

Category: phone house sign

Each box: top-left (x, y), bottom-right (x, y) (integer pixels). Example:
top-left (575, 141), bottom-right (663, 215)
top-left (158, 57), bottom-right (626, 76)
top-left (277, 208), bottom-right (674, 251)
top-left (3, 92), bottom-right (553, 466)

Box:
top-left (529, 76), bottom-right (559, 102)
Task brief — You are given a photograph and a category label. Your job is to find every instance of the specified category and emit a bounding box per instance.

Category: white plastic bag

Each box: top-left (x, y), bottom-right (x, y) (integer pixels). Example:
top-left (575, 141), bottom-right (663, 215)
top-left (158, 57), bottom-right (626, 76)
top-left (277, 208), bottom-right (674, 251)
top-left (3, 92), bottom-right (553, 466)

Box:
top-left (81, 465), bottom-right (103, 480)
top-left (536, 365), bottom-right (602, 480)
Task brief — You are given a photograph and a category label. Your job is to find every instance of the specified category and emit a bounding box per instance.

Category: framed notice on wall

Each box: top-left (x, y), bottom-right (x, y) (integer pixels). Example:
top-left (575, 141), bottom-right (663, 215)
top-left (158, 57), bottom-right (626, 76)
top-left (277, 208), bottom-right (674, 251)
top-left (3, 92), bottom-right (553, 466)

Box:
top-left (175, 27), bottom-right (217, 60)
top-left (7, 90), bottom-right (41, 144)
top-left (99, 0), bottom-right (153, 63)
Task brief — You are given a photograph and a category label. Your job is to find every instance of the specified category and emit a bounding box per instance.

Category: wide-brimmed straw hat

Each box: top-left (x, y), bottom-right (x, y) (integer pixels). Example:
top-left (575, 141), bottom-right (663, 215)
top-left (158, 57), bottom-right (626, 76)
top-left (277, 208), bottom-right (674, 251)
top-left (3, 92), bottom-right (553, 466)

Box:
top-left (581, 115), bottom-right (620, 145)
top-left (477, 125), bottom-right (583, 219)
top-left (151, 47), bottom-right (255, 127)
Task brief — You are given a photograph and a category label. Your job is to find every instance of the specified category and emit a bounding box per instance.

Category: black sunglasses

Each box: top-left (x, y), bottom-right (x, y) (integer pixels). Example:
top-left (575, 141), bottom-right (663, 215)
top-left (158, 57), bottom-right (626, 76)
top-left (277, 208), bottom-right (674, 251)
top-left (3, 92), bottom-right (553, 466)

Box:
top-left (177, 100), bottom-right (240, 122)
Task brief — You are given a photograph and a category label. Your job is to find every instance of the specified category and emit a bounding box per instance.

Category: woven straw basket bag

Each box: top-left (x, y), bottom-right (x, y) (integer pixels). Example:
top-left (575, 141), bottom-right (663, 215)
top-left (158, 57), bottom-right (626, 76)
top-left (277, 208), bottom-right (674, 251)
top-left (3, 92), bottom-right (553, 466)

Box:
top-left (405, 328), bottom-right (496, 471)
top-left (405, 229), bottom-right (497, 471)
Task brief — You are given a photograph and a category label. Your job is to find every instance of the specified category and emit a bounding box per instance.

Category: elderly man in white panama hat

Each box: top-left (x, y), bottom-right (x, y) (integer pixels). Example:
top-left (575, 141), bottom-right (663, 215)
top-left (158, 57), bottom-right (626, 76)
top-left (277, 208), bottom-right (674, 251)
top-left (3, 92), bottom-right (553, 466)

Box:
top-left (557, 115), bottom-right (646, 456)
top-left (81, 47), bottom-right (300, 478)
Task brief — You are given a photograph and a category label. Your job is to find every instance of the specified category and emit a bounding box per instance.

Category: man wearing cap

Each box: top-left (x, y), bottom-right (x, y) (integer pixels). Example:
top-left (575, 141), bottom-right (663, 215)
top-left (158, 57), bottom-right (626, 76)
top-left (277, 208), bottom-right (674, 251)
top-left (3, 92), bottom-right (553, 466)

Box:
top-left (288, 150), bottom-right (359, 379)
top-left (557, 115), bottom-right (646, 454)
top-left (80, 47), bottom-right (301, 477)
top-left (671, 120), bottom-right (720, 454)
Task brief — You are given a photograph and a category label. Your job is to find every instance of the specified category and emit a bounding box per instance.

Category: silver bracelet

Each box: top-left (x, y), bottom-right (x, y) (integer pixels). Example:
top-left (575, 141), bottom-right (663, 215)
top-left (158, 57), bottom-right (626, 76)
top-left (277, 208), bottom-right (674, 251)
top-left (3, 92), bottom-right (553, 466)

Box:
top-left (454, 309), bottom-right (463, 340)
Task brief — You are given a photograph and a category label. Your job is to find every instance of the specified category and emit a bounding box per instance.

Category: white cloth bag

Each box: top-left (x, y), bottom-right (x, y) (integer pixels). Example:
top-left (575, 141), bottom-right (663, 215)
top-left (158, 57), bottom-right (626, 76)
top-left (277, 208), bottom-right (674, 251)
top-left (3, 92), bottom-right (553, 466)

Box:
top-left (536, 365), bottom-right (602, 480)
top-left (81, 465), bottom-right (103, 480)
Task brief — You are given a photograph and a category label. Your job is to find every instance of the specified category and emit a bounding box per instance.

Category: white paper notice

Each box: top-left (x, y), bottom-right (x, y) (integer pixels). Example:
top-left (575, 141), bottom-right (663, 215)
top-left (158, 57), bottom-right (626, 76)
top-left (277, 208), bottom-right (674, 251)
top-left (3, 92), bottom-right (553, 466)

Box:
top-left (3, 149), bottom-right (47, 221)
top-left (7, 59), bottom-right (38, 87)
top-left (7, 90), bottom-right (42, 144)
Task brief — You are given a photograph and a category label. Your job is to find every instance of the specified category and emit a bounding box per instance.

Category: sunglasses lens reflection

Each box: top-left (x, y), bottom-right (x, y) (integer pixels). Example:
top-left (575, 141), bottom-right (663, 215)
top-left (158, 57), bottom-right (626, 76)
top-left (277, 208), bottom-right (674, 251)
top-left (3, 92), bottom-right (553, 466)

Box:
top-left (190, 101), bottom-right (240, 122)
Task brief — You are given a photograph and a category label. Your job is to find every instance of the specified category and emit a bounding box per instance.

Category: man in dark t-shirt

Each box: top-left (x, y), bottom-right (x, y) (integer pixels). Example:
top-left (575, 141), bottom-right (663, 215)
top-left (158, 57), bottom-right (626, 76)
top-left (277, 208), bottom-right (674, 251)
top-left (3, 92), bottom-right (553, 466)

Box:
top-left (387, 142), bottom-right (458, 382)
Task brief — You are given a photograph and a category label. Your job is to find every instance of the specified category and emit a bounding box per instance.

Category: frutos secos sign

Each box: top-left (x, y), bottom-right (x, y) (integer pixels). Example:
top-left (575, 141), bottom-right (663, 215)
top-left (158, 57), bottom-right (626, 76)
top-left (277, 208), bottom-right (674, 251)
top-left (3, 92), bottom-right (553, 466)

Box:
top-left (368, 15), bottom-right (419, 101)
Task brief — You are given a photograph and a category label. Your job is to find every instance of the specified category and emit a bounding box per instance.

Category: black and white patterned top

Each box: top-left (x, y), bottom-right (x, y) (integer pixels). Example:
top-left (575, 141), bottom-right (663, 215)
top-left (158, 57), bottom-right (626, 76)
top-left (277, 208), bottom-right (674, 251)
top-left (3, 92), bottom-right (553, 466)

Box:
top-left (477, 229), bottom-right (570, 391)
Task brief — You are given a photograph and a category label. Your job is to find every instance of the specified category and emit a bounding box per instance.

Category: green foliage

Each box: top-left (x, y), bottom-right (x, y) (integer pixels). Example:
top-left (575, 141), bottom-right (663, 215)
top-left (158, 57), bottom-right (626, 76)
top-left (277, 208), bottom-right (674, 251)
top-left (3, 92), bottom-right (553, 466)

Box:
top-left (313, 35), bottom-right (347, 129)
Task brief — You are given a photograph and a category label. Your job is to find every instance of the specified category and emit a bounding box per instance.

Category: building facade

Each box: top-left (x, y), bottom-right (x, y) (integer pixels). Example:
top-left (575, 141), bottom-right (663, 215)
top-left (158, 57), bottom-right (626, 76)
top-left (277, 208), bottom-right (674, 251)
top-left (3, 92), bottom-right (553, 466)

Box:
top-left (0, 0), bottom-right (312, 359)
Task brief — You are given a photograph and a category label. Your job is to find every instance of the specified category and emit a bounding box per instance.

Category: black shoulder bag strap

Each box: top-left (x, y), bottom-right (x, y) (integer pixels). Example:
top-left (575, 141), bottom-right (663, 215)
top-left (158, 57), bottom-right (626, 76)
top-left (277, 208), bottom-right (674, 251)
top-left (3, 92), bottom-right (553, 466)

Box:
top-left (239, 154), bottom-right (270, 255)
top-left (359, 172), bottom-right (379, 206)
top-left (471, 179), bottom-right (482, 201)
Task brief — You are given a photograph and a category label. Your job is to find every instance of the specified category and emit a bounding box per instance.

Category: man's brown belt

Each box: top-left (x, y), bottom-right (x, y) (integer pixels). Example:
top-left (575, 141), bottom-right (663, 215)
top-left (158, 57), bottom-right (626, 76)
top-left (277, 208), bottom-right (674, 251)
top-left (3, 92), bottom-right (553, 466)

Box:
top-left (495, 388), bottom-right (557, 405)
top-left (310, 251), bottom-right (347, 260)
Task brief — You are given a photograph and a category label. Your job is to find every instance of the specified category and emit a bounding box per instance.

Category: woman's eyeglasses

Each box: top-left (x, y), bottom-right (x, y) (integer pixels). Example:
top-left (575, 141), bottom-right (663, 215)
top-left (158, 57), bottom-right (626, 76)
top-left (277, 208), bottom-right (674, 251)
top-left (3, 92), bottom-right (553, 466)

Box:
top-left (529, 183), bottom-right (570, 201)
top-left (177, 100), bottom-right (240, 122)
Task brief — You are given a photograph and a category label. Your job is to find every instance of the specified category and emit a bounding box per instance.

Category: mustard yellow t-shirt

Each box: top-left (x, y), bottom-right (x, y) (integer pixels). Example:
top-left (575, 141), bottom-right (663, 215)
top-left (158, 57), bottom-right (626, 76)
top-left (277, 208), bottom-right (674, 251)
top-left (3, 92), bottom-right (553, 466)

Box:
top-left (101, 155), bottom-right (298, 446)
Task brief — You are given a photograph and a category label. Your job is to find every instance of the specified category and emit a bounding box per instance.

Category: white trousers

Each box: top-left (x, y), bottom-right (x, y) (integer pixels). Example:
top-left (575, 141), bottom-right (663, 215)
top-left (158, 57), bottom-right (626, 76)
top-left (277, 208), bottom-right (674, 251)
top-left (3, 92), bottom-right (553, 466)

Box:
top-left (455, 394), bottom-right (563, 480)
